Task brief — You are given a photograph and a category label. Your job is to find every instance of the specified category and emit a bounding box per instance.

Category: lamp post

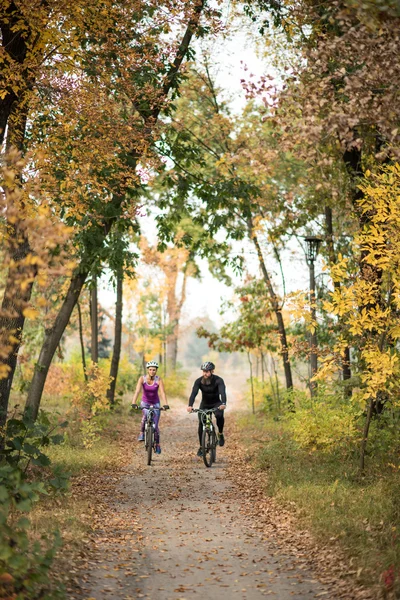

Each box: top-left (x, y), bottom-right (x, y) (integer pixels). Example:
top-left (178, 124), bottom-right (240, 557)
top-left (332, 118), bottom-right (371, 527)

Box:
top-left (304, 236), bottom-right (322, 397)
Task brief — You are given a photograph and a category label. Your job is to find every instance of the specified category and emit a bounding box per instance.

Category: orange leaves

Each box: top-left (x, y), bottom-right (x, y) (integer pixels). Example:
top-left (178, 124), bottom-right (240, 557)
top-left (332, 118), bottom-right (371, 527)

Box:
top-left (22, 307), bottom-right (39, 320)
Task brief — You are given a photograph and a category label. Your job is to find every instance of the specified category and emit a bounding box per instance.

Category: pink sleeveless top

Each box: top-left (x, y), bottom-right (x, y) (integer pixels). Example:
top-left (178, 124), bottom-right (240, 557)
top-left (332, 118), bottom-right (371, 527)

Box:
top-left (141, 375), bottom-right (160, 405)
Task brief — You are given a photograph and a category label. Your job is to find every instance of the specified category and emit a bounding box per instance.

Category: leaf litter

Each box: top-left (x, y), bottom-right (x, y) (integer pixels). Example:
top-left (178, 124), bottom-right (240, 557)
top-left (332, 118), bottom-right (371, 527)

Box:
top-left (57, 402), bottom-right (385, 600)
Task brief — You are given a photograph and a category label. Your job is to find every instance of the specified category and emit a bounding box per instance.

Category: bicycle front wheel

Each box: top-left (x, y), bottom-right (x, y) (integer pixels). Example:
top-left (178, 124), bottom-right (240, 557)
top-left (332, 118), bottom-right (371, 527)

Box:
top-left (145, 426), bottom-right (153, 466)
top-left (201, 428), bottom-right (213, 468)
top-left (210, 429), bottom-right (217, 464)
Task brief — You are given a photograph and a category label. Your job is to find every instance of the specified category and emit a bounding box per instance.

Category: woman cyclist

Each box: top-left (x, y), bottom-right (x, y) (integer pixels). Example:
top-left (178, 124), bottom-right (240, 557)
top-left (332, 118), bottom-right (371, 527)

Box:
top-left (131, 360), bottom-right (168, 454)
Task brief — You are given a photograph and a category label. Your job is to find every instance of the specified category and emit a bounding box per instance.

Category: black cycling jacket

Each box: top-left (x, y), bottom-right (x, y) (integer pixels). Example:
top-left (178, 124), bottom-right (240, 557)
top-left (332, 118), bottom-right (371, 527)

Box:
top-left (188, 374), bottom-right (227, 407)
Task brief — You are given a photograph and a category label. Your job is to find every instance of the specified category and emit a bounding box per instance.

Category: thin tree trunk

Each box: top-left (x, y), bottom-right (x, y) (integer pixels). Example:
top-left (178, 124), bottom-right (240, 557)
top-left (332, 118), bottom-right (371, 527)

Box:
top-left (247, 219), bottom-right (293, 392)
top-left (247, 351), bottom-right (255, 415)
top-left (90, 280), bottom-right (98, 364)
top-left (260, 351), bottom-right (265, 383)
top-left (360, 397), bottom-right (374, 472)
top-left (24, 273), bottom-right (87, 420)
top-left (77, 301), bottom-right (88, 383)
top-left (107, 271), bottom-right (123, 406)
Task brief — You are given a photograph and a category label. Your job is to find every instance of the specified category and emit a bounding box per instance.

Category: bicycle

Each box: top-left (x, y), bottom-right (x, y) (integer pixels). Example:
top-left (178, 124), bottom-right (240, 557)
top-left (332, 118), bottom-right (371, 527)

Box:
top-left (132, 404), bottom-right (169, 465)
top-left (192, 407), bottom-right (220, 468)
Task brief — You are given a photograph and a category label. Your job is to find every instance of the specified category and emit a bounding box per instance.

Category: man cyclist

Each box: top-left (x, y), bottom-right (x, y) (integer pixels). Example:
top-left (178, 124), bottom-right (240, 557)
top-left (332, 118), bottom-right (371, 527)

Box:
top-left (187, 361), bottom-right (227, 457)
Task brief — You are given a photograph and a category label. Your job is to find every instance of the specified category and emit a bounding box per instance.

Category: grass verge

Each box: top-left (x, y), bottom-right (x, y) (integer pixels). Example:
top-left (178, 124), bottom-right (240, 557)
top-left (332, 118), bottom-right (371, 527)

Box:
top-left (235, 413), bottom-right (400, 596)
top-left (28, 403), bottom-right (137, 596)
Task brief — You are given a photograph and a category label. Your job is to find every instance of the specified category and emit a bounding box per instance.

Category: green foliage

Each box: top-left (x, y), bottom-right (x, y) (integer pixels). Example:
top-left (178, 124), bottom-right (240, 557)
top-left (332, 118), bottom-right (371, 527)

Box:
top-left (0, 412), bottom-right (69, 599)
top-left (78, 419), bottom-right (103, 449)
top-left (286, 390), bottom-right (359, 452)
top-left (198, 278), bottom-right (277, 354)
top-left (114, 356), bottom-right (141, 395)
top-left (244, 377), bottom-right (283, 416)
top-left (160, 366), bottom-right (189, 401)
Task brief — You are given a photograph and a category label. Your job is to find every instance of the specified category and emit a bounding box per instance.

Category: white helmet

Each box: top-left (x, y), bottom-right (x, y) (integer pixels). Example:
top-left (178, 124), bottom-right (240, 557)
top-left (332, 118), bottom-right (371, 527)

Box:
top-left (146, 360), bottom-right (159, 368)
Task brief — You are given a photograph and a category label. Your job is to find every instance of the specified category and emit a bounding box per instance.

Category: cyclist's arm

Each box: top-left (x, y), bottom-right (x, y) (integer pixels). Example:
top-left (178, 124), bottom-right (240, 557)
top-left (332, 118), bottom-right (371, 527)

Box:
top-left (158, 378), bottom-right (167, 405)
top-left (218, 378), bottom-right (227, 406)
top-left (131, 376), bottom-right (144, 406)
top-left (188, 379), bottom-right (200, 407)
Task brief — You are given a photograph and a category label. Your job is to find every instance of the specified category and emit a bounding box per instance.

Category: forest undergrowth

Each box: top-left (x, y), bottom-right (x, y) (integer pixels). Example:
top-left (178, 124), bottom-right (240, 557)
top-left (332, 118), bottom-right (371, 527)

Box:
top-left (234, 405), bottom-right (400, 598)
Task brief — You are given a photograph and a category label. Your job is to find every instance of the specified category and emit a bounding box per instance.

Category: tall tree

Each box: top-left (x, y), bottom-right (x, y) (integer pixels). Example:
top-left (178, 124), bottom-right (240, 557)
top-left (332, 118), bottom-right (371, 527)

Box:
top-left (24, 0), bottom-right (211, 420)
top-left (90, 279), bottom-right (99, 365)
top-left (141, 241), bottom-right (195, 371)
top-left (153, 68), bottom-right (306, 388)
top-left (107, 269), bottom-right (123, 405)
top-left (0, 0), bottom-right (145, 423)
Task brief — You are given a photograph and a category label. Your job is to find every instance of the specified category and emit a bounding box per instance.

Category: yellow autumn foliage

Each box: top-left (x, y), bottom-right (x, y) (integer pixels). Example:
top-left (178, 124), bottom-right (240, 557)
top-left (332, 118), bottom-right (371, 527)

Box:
top-left (322, 163), bottom-right (400, 406)
top-left (71, 362), bottom-right (112, 416)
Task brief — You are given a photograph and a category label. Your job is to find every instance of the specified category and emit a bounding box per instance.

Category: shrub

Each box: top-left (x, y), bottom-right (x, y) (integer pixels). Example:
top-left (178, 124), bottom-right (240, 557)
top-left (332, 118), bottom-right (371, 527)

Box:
top-left (286, 390), bottom-right (359, 452)
top-left (162, 367), bottom-right (189, 400)
top-left (245, 377), bottom-right (285, 414)
top-left (0, 411), bottom-right (69, 599)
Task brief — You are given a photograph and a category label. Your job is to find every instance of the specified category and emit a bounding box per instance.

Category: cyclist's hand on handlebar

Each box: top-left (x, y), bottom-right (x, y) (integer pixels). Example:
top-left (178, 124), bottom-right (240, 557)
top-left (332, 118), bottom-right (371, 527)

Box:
top-left (187, 406), bottom-right (193, 413)
top-left (130, 404), bottom-right (139, 411)
top-left (163, 404), bottom-right (170, 410)
top-left (219, 404), bottom-right (226, 410)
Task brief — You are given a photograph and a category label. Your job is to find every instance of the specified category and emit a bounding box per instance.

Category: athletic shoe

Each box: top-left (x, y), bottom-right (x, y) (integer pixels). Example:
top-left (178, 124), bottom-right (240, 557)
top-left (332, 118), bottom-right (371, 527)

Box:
top-left (155, 444), bottom-right (161, 454)
top-left (197, 447), bottom-right (203, 457)
top-left (137, 432), bottom-right (144, 441)
top-left (218, 433), bottom-right (225, 447)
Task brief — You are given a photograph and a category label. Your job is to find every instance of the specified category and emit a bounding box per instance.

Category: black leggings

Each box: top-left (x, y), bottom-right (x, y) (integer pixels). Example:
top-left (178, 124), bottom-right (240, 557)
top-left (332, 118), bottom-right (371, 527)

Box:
top-left (198, 405), bottom-right (224, 445)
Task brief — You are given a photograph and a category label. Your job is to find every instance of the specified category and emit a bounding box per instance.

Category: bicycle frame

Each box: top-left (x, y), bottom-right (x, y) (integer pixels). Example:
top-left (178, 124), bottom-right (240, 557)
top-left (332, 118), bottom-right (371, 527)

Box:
top-left (135, 405), bottom-right (169, 465)
top-left (192, 407), bottom-right (220, 467)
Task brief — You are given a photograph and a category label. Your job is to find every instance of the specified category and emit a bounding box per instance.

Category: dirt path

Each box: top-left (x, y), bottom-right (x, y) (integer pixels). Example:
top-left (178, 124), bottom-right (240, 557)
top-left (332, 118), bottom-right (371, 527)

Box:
top-left (78, 404), bottom-right (337, 600)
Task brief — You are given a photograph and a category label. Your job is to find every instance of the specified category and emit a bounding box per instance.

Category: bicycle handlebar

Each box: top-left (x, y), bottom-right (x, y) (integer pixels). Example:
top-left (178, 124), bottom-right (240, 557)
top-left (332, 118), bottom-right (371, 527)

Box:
top-left (131, 404), bottom-right (170, 411)
top-left (191, 407), bottom-right (224, 413)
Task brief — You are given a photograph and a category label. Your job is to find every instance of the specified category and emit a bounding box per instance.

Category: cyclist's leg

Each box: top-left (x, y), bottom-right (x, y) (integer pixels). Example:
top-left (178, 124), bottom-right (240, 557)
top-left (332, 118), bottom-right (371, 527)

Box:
top-left (153, 404), bottom-right (161, 443)
top-left (214, 407), bottom-right (225, 433)
top-left (197, 413), bottom-right (203, 446)
top-left (139, 402), bottom-right (149, 440)
top-left (214, 406), bottom-right (225, 446)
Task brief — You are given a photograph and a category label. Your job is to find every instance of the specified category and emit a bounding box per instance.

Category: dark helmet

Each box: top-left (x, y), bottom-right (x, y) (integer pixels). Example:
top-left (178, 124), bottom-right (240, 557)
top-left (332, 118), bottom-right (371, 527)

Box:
top-left (201, 361), bottom-right (215, 371)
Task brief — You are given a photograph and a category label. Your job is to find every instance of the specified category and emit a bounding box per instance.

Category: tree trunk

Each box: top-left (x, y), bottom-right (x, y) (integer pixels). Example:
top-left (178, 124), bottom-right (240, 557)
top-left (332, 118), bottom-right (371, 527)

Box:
top-left (107, 271), bottom-right (123, 406)
top-left (260, 351), bottom-right (265, 383)
top-left (360, 396), bottom-right (374, 472)
top-left (247, 219), bottom-right (293, 392)
top-left (325, 206), bottom-right (352, 387)
top-left (247, 351), bottom-right (255, 415)
top-left (0, 2), bottom-right (34, 146)
top-left (24, 273), bottom-right (87, 420)
top-left (0, 0), bottom-right (56, 428)
top-left (90, 279), bottom-right (98, 364)
top-left (166, 336), bottom-right (178, 370)
top-left (166, 266), bottom-right (189, 371)
top-left (0, 103), bottom-right (32, 427)
top-left (0, 230), bottom-right (36, 427)
top-left (77, 302), bottom-right (88, 383)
